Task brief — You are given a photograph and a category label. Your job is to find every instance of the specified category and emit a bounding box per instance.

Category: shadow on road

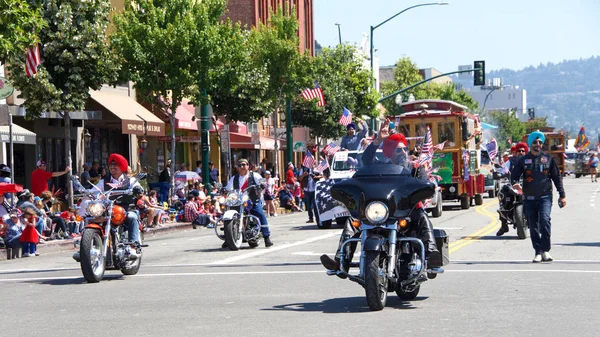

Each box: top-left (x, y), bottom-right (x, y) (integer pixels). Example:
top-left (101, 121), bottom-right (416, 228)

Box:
top-left (555, 242), bottom-right (600, 247)
top-left (262, 296), bottom-right (421, 313)
top-left (475, 235), bottom-right (522, 241)
top-left (24, 274), bottom-right (124, 286)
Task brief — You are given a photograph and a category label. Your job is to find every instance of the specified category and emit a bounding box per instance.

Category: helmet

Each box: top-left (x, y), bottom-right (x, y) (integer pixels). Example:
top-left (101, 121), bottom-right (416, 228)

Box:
top-left (132, 186), bottom-right (144, 197)
top-left (111, 205), bottom-right (127, 226)
top-left (0, 166), bottom-right (11, 173)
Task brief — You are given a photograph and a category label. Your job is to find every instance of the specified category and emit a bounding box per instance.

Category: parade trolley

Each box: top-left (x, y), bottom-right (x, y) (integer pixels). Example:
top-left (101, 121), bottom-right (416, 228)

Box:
top-left (392, 99), bottom-right (486, 209)
top-left (522, 127), bottom-right (566, 175)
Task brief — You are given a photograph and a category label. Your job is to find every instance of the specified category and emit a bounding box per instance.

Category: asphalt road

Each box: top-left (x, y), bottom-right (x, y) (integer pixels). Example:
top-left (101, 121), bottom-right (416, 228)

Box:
top-left (1, 176), bottom-right (599, 337)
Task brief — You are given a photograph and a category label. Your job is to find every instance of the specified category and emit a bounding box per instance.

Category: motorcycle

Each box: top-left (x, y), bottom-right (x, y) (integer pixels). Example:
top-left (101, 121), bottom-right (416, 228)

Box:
top-left (328, 164), bottom-right (448, 311)
top-left (493, 164), bottom-right (528, 239)
top-left (216, 185), bottom-right (263, 250)
top-left (71, 175), bottom-right (148, 283)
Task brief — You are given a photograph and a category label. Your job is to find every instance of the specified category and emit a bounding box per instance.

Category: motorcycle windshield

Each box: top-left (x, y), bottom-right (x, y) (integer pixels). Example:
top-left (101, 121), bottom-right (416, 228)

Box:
top-left (330, 164), bottom-right (435, 220)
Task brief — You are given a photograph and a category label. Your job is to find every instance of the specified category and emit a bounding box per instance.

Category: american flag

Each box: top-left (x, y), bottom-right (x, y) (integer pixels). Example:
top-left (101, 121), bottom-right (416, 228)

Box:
top-left (338, 107), bottom-right (352, 126)
top-left (301, 84), bottom-right (325, 107)
top-left (486, 138), bottom-right (498, 160)
top-left (302, 150), bottom-right (315, 169)
top-left (507, 137), bottom-right (513, 146)
top-left (323, 142), bottom-right (340, 156)
top-left (421, 126), bottom-right (433, 156)
top-left (314, 159), bottom-right (329, 173)
top-left (25, 43), bottom-right (41, 77)
top-left (433, 141), bottom-right (446, 151)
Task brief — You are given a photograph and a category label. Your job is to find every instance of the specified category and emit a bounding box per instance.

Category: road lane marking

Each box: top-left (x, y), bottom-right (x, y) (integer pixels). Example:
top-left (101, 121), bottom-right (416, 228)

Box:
top-left (448, 201), bottom-right (499, 253)
top-left (208, 232), bottom-right (340, 265)
top-left (4, 268), bottom-right (600, 282)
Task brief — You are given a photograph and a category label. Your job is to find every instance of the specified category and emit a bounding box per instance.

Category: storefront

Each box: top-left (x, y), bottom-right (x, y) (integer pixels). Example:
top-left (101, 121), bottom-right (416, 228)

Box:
top-left (0, 122), bottom-right (37, 186)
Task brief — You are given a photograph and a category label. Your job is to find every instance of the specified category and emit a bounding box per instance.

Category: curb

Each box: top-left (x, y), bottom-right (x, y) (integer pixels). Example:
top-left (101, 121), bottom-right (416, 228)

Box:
top-left (0, 221), bottom-right (194, 262)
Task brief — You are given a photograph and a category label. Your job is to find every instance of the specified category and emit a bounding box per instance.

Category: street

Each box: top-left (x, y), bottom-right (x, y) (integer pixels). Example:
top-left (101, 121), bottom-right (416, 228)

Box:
top-left (1, 176), bottom-right (599, 337)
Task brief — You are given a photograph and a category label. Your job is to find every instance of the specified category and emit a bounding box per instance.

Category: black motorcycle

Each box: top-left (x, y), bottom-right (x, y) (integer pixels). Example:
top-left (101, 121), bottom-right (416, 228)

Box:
top-left (328, 164), bottom-right (448, 311)
top-left (493, 165), bottom-right (528, 239)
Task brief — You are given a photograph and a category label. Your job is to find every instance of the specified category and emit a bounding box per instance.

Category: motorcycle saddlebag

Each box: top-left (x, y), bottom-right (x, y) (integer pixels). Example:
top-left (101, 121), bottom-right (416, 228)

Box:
top-left (433, 228), bottom-right (450, 266)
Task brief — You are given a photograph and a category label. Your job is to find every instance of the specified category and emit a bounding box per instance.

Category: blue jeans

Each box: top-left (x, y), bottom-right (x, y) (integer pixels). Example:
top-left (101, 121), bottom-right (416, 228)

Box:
top-left (524, 197), bottom-right (552, 254)
top-left (36, 218), bottom-right (45, 236)
top-left (250, 200), bottom-right (270, 238)
top-left (124, 211), bottom-right (141, 243)
top-left (304, 190), bottom-right (318, 222)
top-left (22, 242), bottom-right (36, 254)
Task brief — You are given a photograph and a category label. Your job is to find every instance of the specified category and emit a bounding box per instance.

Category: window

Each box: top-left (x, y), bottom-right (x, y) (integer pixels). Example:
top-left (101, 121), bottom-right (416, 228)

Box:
top-left (437, 122), bottom-right (456, 145)
top-left (247, 122), bottom-right (258, 133)
top-left (397, 123), bottom-right (410, 137)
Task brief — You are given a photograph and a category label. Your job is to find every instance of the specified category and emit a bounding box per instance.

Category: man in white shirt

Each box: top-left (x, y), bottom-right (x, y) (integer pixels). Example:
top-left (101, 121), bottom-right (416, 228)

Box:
top-left (226, 158), bottom-right (273, 247)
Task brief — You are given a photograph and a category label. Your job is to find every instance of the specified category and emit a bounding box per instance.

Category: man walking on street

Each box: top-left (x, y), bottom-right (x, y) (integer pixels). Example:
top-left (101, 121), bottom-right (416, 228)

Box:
top-left (511, 131), bottom-right (566, 263)
top-left (302, 168), bottom-right (322, 223)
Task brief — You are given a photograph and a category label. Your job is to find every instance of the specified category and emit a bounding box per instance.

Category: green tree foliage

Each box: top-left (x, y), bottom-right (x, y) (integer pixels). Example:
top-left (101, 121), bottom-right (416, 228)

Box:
top-left (8, 0), bottom-right (116, 118)
top-left (0, 0), bottom-right (47, 63)
top-left (247, 7), bottom-right (312, 118)
top-left (522, 117), bottom-right (548, 133)
top-left (291, 44), bottom-right (379, 141)
top-left (485, 111), bottom-right (526, 152)
top-left (380, 56), bottom-right (479, 114)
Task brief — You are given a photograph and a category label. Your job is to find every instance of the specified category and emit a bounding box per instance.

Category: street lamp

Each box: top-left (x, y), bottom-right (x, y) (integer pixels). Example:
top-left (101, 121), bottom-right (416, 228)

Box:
top-left (369, 2), bottom-right (448, 133)
top-left (139, 137), bottom-right (148, 150)
top-left (83, 129), bottom-right (92, 147)
top-left (395, 94), bottom-right (403, 115)
top-left (370, 2), bottom-right (449, 86)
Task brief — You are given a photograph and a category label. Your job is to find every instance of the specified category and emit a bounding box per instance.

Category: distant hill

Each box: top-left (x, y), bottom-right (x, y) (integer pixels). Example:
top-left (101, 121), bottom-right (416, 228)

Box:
top-left (488, 56), bottom-right (600, 140)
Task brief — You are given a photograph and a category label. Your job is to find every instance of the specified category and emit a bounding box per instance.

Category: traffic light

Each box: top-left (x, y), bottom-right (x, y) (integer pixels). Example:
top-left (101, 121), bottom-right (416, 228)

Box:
top-left (528, 108), bottom-right (535, 120)
top-left (474, 60), bottom-right (485, 86)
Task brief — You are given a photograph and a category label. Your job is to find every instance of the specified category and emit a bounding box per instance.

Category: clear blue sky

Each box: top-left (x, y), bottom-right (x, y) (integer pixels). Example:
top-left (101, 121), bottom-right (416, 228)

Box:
top-left (314, 0), bottom-right (600, 72)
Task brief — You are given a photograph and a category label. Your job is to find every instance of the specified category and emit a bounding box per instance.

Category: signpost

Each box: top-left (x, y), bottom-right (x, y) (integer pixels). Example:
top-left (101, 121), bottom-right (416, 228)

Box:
top-left (0, 76), bottom-right (14, 100)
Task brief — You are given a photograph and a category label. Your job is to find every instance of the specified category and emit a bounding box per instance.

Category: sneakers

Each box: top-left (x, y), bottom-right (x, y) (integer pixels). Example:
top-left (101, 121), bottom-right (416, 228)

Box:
top-left (34, 252), bottom-right (40, 256)
top-left (272, 213), bottom-right (278, 217)
top-left (207, 224), bottom-right (215, 229)
top-left (264, 237), bottom-right (273, 247)
top-left (22, 253), bottom-right (31, 257)
top-left (542, 251), bottom-right (553, 262)
top-left (532, 254), bottom-right (542, 263)
top-left (306, 219), bottom-right (314, 223)
top-left (496, 225), bottom-right (509, 236)
top-left (73, 251), bottom-right (81, 262)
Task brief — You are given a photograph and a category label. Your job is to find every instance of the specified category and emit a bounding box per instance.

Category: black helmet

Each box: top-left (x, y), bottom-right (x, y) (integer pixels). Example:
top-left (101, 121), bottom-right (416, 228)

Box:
top-left (132, 186), bottom-right (144, 197)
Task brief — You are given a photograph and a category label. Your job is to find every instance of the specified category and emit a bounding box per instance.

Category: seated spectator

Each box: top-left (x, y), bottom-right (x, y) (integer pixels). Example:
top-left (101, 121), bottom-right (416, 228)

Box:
top-left (199, 199), bottom-right (217, 228)
top-left (60, 207), bottom-right (81, 237)
top-left (184, 194), bottom-right (212, 229)
top-left (148, 190), bottom-right (166, 225)
top-left (4, 210), bottom-right (24, 253)
top-left (0, 193), bottom-right (10, 218)
top-left (135, 189), bottom-right (157, 227)
top-left (277, 186), bottom-right (302, 212)
top-left (39, 191), bottom-right (71, 239)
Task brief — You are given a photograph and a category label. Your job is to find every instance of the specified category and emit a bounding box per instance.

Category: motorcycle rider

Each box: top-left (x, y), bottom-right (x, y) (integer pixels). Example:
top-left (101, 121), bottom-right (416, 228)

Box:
top-left (225, 158), bottom-right (273, 247)
top-left (511, 131), bottom-right (566, 263)
top-left (320, 120), bottom-right (442, 272)
top-left (497, 141), bottom-right (528, 236)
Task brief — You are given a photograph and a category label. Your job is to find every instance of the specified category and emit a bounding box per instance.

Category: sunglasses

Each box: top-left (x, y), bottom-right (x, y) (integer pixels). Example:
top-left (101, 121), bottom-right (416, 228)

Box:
top-left (238, 163), bottom-right (248, 167)
top-left (394, 147), bottom-right (407, 154)
top-left (532, 140), bottom-right (543, 145)
top-left (108, 162), bottom-right (119, 167)
top-left (517, 150), bottom-right (526, 153)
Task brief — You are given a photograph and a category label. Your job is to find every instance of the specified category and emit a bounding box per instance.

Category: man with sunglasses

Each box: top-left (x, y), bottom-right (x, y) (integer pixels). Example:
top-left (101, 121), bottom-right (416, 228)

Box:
top-left (320, 120), bottom-right (442, 273)
top-left (497, 142), bottom-right (529, 236)
top-left (30, 160), bottom-right (71, 197)
top-left (226, 159), bottom-right (273, 247)
top-left (511, 131), bottom-right (566, 263)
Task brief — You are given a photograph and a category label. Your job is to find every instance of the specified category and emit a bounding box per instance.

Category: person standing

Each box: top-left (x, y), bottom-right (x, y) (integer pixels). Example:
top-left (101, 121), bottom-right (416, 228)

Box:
top-left (301, 168), bottom-right (322, 224)
top-left (30, 160), bottom-right (70, 197)
top-left (263, 171), bottom-right (277, 217)
top-left (195, 160), bottom-right (202, 176)
top-left (89, 161), bottom-right (101, 185)
top-left (80, 163), bottom-right (92, 188)
top-left (209, 162), bottom-right (219, 184)
top-left (159, 160), bottom-right (171, 183)
top-left (511, 131), bottom-right (566, 263)
top-left (285, 163), bottom-right (296, 188)
top-left (340, 118), bottom-right (369, 151)
top-left (588, 154), bottom-right (598, 182)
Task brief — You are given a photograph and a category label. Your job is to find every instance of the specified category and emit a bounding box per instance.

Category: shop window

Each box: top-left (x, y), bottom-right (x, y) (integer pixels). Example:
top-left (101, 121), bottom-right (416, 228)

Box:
top-left (437, 122), bottom-right (456, 146)
top-left (397, 123), bottom-right (410, 137)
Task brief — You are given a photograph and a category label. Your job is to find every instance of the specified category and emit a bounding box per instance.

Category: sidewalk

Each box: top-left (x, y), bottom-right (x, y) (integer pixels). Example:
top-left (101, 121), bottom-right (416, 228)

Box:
top-left (1, 220), bottom-right (194, 261)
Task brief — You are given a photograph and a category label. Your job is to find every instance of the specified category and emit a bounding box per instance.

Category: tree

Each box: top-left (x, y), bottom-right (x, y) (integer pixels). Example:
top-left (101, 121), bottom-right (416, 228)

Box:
top-left (0, 0), bottom-right (47, 63)
top-left (8, 0), bottom-right (117, 205)
top-left (111, 0), bottom-right (228, 190)
top-left (485, 110), bottom-right (526, 152)
top-left (522, 117), bottom-right (548, 133)
top-left (380, 57), bottom-right (479, 113)
top-left (244, 7), bottom-right (312, 177)
top-left (291, 44), bottom-right (379, 142)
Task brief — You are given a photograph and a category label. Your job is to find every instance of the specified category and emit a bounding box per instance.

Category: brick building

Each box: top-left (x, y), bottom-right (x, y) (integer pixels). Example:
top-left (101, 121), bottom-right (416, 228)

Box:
top-left (226, 0), bottom-right (315, 56)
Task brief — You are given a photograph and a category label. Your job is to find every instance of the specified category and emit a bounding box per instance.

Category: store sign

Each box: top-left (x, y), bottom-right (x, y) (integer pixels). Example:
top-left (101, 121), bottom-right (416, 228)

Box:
top-left (293, 141), bottom-right (306, 152)
top-left (220, 130), bottom-right (230, 153)
top-left (122, 120), bottom-right (163, 136)
top-left (157, 135), bottom-right (201, 143)
top-left (0, 77), bottom-right (15, 100)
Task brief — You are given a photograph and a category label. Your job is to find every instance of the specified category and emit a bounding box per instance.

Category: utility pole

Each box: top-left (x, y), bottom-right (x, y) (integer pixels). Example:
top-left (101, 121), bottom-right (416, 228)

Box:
top-left (200, 88), bottom-right (211, 185)
top-left (285, 99), bottom-right (293, 166)
top-left (335, 23), bottom-right (342, 45)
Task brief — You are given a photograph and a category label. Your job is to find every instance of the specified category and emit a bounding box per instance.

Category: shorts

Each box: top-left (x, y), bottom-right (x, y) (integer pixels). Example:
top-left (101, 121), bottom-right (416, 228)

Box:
top-left (264, 193), bottom-right (274, 201)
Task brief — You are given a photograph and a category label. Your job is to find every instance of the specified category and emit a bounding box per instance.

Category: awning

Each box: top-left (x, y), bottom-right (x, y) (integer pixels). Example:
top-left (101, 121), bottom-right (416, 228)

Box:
top-left (89, 90), bottom-right (165, 136)
top-left (175, 99), bottom-right (198, 131)
top-left (0, 124), bottom-right (36, 144)
top-left (229, 132), bottom-right (283, 150)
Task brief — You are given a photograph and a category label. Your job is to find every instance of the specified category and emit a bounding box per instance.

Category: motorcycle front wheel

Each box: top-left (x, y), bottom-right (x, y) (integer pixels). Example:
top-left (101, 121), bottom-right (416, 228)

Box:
top-left (224, 219), bottom-right (243, 250)
top-left (514, 204), bottom-right (529, 239)
top-left (80, 229), bottom-right (106, 283)
top-left (364, 251), bottom-right (388, 311)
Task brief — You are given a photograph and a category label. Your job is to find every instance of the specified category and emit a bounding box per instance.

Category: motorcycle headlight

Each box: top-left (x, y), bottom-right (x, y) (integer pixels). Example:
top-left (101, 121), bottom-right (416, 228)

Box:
top-left (87, 202), bottom-right (106, 217)
top-left (225, 192), bottom-right (239, 205)
top-left (218, 196), bottom-right (226, 204)
top-left (242, 194), bottom-right (249, 203)
top-left (365, 201), bottom-right (389, 224)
